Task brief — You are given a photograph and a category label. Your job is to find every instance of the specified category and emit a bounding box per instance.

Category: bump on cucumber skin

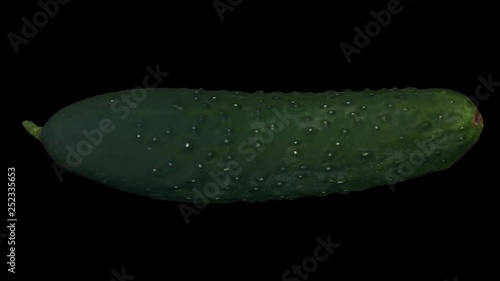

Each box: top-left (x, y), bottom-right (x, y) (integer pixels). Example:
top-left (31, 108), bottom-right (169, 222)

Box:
top-left (39, 88), bottom-right (483, 204)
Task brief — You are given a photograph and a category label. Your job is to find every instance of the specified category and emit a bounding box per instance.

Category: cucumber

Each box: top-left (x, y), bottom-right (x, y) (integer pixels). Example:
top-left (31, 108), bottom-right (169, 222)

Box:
top-left (23, 88), bottom-right (483, 203)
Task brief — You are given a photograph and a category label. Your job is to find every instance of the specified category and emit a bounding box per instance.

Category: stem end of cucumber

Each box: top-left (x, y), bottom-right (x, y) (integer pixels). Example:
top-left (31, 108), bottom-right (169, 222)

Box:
top-left (22, 120), bottom-right (42, 141)
top-left (474, 108), bottom-right (483, 126)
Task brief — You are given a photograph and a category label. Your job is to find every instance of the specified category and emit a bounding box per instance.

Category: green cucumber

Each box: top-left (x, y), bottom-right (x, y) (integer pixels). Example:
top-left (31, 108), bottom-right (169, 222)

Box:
top-left (24, 88), bottom-right (483, 203)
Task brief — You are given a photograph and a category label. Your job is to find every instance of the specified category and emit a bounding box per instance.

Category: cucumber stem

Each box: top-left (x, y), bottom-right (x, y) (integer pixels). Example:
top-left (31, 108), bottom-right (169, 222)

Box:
top-left (22, 120), bottom-right (42, 141)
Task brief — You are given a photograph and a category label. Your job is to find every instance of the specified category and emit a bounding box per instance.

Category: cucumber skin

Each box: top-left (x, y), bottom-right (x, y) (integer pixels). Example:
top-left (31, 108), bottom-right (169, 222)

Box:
top-left (39, 88), bottom-right (482, 203)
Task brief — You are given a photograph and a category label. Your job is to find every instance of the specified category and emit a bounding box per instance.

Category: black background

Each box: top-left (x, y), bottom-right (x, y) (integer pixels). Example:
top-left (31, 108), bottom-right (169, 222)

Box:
top-left (4, 0), bottom-right (498, 280)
